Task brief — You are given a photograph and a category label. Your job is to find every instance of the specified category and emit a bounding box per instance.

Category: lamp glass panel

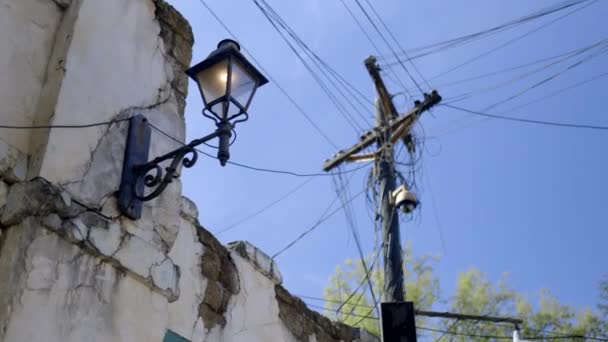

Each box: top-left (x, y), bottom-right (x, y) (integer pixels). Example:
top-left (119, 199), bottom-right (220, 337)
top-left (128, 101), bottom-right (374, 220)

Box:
top-left (229, 60), bottom-right (257, 110)
top-left (196, 59), bottom-right (229, 107)
top-left (227, 100), bottom-right (241, 117)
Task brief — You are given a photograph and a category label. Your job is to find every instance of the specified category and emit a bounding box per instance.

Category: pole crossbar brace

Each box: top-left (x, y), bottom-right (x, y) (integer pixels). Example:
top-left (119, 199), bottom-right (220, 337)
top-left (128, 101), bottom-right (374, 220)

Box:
top-left (416, 310), bottom-right (524, 325)
top-left (322, 90), bottom-right (441, 172)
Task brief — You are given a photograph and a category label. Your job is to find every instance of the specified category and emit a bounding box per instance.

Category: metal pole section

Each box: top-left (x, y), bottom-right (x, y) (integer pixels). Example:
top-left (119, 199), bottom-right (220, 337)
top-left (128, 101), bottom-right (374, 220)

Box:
top-left (375, 100), bottom-right (404, 303)
top-left (366, 56), bottom-right (404, 303)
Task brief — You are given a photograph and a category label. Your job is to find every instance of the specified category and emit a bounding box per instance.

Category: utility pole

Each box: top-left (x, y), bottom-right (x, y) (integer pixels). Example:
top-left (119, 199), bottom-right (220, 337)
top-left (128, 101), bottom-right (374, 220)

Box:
top-left (366, 56), bottom-right (404, 303)
top-left (322, 56), bottom-right (441, 341)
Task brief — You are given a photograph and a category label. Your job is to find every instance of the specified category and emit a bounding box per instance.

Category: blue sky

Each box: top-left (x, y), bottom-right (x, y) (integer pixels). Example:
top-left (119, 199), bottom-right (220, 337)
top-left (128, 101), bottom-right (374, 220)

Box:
top-left (167, 0), bottom-right (608, 312)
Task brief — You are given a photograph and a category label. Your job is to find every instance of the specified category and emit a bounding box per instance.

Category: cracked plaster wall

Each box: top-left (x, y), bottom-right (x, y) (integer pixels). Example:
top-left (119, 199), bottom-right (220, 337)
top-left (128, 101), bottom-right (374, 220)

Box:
top-left (0, 0), bottom-right (64, 180)
top-left (0, 0), bottom-right (192, 188)
top-left (0, 0), bottom-right (379, 341)
top-left (35, 0), bottom-right (192, 189)
top-left (0, 179), bottom-right (379, 342)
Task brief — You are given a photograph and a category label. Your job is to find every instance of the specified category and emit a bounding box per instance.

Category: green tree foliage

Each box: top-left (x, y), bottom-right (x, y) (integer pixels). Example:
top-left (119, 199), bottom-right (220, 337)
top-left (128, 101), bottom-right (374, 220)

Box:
top-left (323, 243), bottom-right (439, 336)
top-left (323, 246), bottom-right (607, 340)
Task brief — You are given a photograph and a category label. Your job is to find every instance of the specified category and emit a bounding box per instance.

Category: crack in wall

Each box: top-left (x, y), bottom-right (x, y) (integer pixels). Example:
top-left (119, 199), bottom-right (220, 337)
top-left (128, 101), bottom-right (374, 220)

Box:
top-left (0, 176), bottom-right (378, 342)
top-left (0, 219), bottom-right (41, 340)
top-left (151, 0), bottom-right (193, 115)
top-left (27, 0), bottom-right (84, 179)
top-left (2, 179), bottom-right (180, 301)
top-left (52, 0), bottom-right (71, 11)
top-left (59, 93), bottom-right (175, 210)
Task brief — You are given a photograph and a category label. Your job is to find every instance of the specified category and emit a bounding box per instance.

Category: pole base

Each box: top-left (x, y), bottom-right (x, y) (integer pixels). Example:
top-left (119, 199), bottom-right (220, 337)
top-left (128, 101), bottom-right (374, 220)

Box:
top-left (380, 302), bottom-right (417, 342)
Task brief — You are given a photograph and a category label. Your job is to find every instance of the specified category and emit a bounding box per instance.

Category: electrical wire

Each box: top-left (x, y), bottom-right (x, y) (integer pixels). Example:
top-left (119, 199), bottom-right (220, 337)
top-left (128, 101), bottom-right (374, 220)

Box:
top-left (448, 39), bottom-right (608, 115)
top-left (331, 170), bottom-right (380, 320)
top-left (443, 104), bottom-right (608, 131)
top-left (410, 37), bottom-right (608, 102)
top-left (0, 118), bottom-right (366, 180)
top-left (361, 0), bottom-right (432, 90)
top-left (430, 0), bottom-right (597, 80)
top-left (0, 118), bottom-right (129, 129)
top-left (414, 39), bottom-right (608, 91)
top-left (382, 0), bottom-right (592, 65)
top-left (422, 325), bottom-right (608, 341)
top-left (271, 187), bottom-right (366, 259)
top-left (505, 71), bottom-right (608, 113)
top-left (436, 39), bottom-right (608, 134)
top-left (147, 121), bottom-right (371, 177)
top-left (252, 0), bottom-right (371, 132)
top-left (434, 319), bottom-right (461, 342)
top-left (434, 39), bottom-right (608, 136)
top-left (287, 294), bottom-right (608, 341)
top-left (339, 0), bottom-right (382, 57)
top-left (228, 159), bottom-right (371, 177)
top-left (350, 287), bottom-right (383, 327)
top-left (418, 326), bottom-right (512, 340)
top-left (216, 177), bottom-right (315, 235)
top-left (483, 43), bottom-right (608, 111)
top-left (314, 55), bottom-right (374, 116)
top-left (321, 59), bottom-right (375, 110)
top-left (387, 0), bottom-right (585, 61)
top-left (338, 168), bottom-right (384, 322)
top-left (523, 336), bottom-right (608, 341)
top-left (253, 1), bottom-right (363, 133)
top-left (338, 0), bottom-right (413, 100)
top-left (298, 307), bottom-right (608, 341)
top-left (422, 168), bottom-right (447, 256)
top-left (437, 71), bottom-right (608, 136)
top-left (305, 302), bottom-right (379, 321)
top-left (352, 0), bottom-right (425, 94)
top-left (296, 294), bottom-right (374, 309)
top-left (335, 241), bottom-right (380, 320)
top-left (197, 0), bottom-right (339, 149)
top-left (254, 0), bottom-right (373, 122)
top-left (344, 177), bottom-right (403, 328)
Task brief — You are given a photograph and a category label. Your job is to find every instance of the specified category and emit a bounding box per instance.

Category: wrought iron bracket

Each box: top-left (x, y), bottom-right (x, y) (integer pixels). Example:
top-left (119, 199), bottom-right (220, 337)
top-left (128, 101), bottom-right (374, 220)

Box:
top-left (118, 114), bottom-right (232, 219)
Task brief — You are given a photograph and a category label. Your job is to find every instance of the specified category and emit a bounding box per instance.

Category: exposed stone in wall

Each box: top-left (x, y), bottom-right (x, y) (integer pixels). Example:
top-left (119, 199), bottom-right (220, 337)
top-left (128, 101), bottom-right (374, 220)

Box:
top-left (0, 178), bottom-right (180, 301)
top-left (0, 178), bottom-right (80, 227)
top-left (166, 199), bottom-right (207, 340)
top-left (0, 218), bottom-right (169, 342)
top-left (197, 224), bottom-right (239, 329)
top-left (0, 175), bottom-right (378, 341)
top-left (153, 0), bottom-right (194, 115)
top-left (276, 285), bottom-right (370, 342)
top-left (228, 241), bottom-right (283, 285)
top-left (0, 139), bottom-right (27, 183)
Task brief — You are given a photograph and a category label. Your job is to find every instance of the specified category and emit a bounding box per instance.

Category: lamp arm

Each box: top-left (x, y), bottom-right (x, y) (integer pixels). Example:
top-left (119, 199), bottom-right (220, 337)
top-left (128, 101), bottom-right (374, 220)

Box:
top-left (133, 122), bottom-right (231, 202)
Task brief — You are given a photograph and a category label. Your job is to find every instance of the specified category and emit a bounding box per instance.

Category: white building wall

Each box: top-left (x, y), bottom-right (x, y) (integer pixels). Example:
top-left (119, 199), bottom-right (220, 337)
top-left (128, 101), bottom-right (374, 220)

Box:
top-left (37, 0), bottom-right (181, 186)
top-left (0, 0), bottom-right (64, 182)
top-left (0, 0), bottom-right (62, 154)
top-left (0, 0), bottom-right (379, 341)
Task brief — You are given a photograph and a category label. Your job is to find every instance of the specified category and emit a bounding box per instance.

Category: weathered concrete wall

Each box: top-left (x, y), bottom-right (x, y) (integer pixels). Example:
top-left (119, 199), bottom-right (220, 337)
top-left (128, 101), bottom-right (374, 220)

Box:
top-left (0, 0), bottom-right (64, 180)
top-left (0, 0), bottom-right (192, 186)
top-left (0, 0), bottom-right (62, 152)
top-left (0, 0), bottom-right (379, 341)
top-left (0, 179), bottom-right (377, 342)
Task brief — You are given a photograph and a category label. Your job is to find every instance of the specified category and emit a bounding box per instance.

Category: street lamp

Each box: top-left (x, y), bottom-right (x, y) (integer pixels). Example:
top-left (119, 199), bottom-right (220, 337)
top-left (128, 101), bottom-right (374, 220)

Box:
top-left (118, 39), bottom-right (268, 220)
